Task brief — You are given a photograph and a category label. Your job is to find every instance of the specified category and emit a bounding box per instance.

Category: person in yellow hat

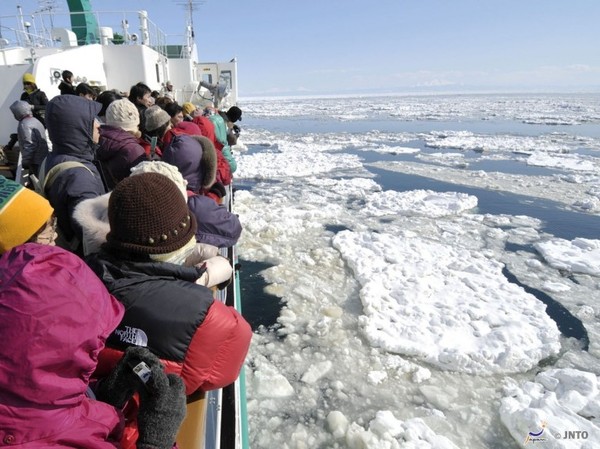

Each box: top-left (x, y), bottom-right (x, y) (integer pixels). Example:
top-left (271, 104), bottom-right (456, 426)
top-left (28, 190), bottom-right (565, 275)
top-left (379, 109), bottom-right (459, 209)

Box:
top-left (181, 102), bottom-right (197, 120)
top-left (0, 175), bottom-right (56, 253)
top-left (20, 73), bottom-right (49, 127)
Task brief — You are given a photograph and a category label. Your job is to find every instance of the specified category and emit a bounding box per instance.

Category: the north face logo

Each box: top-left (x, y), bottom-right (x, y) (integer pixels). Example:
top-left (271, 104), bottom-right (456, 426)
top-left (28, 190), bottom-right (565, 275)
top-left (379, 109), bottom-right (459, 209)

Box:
top-left (113, 326), bottom-right (148, 346)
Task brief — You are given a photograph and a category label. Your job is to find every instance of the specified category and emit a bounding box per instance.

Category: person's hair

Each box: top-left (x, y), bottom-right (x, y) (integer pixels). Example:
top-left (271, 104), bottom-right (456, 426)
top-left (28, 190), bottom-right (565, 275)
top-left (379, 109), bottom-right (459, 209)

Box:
top-left (155, 96), bottom-right (174, 109)
top-left (76, 82), bottom-right (96, 98)
top-left (151, 90), bottom-right (160, 99)
top-left (164, 102), bottom-right (183, 118)
top-left (62, 70), bottom-right (73, 81)
top-left (96, 90), bottom-right (123, 117)
top-left (128, 82), bottom-right (151, 103)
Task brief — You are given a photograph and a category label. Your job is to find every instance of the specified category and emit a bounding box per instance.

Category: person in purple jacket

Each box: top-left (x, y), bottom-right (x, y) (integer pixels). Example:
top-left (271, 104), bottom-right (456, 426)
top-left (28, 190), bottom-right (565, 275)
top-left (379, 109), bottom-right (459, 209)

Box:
top-left (162, 134), bottom-right (242, 249)
top-left (98, 98), bottom-right (149, 189)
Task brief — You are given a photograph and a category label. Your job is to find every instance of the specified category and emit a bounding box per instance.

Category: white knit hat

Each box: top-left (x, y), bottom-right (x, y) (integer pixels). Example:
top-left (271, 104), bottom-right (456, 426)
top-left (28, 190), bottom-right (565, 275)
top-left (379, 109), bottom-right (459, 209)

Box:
top-left (130, 161), bottom-right (188, 199)
top-left (106, 99), bottom-right (139, 133)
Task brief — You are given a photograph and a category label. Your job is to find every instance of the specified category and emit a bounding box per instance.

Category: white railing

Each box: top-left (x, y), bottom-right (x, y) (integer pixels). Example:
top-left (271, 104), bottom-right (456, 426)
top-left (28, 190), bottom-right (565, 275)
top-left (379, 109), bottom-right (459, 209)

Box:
top-left (0, 9), bottom-right (189, 58)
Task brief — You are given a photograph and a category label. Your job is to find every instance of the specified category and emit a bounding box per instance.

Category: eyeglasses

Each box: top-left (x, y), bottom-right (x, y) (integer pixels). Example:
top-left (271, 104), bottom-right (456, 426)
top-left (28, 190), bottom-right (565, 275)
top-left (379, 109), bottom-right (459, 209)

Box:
top-left (23, 82), bottom-right (34, 86)
top-left (35, 217), bottom-right (58, 245)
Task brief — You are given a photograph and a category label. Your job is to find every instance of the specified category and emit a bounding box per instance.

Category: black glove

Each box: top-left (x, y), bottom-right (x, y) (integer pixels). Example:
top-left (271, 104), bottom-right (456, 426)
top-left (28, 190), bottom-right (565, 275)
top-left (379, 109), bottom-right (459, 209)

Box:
top-left (95, 346), bottom-right (163, 409)
top-left (137, 367), bottom-right (187, 449)
top-left (209, 181), bottom-right (227, 198)
top-left (232, 124), bottom-right (241, 135)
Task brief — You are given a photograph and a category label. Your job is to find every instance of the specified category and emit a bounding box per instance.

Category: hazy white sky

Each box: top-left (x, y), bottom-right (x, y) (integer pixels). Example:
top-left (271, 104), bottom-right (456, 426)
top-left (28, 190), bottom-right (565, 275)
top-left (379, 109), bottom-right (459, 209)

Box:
top-left (2, 0), bottom-right (599, 96)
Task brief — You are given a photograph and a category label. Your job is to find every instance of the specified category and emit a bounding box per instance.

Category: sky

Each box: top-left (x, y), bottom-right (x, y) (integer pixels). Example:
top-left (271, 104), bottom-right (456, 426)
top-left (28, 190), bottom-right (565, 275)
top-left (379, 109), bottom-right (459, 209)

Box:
top-left (2, 0), bottom-right (599, 97)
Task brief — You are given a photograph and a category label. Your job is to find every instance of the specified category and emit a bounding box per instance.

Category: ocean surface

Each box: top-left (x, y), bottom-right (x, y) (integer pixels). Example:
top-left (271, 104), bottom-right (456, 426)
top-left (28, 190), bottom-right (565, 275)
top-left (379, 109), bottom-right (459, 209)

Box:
top-left (233, 93), bottom-right (600, 449)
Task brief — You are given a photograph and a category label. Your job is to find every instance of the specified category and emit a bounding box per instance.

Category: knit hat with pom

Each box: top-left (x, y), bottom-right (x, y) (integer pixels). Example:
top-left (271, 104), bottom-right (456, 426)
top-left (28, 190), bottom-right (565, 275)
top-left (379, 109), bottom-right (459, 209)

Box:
top-left (106, 99), bottom-right (140, 133)
top-left (0, 176), bottom-right (54, 254)
top-left (105, 172), bottom-right (196, 255)
top-left (143, 106), bottom-right (171, 132)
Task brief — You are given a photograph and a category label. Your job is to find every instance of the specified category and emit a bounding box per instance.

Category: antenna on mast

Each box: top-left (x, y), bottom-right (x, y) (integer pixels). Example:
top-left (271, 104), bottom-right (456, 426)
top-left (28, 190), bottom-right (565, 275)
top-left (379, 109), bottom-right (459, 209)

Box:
top-left (35, 0), bottom-right (60, 30)
top-left (173, 0), bottom-right (204, 58)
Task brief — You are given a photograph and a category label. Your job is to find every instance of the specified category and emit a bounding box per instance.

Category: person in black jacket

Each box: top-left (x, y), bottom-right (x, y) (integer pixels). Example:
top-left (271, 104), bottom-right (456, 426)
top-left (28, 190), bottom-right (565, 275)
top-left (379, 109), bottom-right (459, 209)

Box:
top-left (20, 73), bottom-right (48, 127)
top-left (43, 95), bottom-right (106, 253)
top-left (58, 70), bottom-right (77, 95)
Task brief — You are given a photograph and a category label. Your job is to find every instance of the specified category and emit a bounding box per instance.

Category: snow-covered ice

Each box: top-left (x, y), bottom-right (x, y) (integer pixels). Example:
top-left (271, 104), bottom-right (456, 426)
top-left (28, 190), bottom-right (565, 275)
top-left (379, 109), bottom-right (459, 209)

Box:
top-left (235, 93), bottom-right (600, 448)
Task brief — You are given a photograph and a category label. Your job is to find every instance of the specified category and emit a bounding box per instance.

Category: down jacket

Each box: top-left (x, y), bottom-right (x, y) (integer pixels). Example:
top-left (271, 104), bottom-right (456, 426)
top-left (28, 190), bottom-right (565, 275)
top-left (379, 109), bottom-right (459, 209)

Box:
top-left (20, 88), bottom-right (48, 126)
top-left (87, 251), bottom-right (252, 395)
top-left (0, 243), bottom-right (125, 448)
top-left (9, 101), bottom-right (49, 169)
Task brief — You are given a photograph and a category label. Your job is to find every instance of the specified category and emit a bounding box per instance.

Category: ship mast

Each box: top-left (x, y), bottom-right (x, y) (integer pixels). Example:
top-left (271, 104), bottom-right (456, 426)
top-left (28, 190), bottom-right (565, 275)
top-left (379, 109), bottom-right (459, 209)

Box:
top-left (175, 0), bottom-right (204, 59)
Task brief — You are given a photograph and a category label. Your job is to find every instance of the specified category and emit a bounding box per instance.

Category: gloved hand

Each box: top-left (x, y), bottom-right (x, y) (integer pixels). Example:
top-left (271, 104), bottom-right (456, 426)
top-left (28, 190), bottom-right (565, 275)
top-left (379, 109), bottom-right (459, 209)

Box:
top-left (95, 346), bottom-right (163, 409)
top-left (137, 367), bottom-right (187, 449)
top-left (184, 243), bottom-right (219, 267)
top-left (209, 181), bottom-right (227, 199)
top-left (195, 255), bottom-right (233, 289)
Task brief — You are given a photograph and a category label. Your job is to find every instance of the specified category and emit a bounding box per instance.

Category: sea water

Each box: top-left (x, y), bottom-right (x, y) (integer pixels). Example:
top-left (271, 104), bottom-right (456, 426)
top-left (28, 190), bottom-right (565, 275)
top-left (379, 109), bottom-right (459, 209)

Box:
top-left (234, 93), bottom-right (600, 449)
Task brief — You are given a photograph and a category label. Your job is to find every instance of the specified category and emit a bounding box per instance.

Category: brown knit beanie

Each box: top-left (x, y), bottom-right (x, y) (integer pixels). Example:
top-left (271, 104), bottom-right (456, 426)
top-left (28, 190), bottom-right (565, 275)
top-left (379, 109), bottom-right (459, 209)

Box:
top-left (106, 172), bottom-right (197, 255)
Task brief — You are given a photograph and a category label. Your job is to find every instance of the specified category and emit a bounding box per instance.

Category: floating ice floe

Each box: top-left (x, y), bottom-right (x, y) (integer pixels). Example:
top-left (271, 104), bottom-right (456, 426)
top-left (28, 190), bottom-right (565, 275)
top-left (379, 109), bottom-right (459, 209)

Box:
top-left (527, 153), bottom-right (597, 172)
top-left (423, 130), bottom-right (569, 154)
top-left (535, 238), bottom-right (600, 276)
top-left (236, 140), bottom-right (363, 179)
top-left (500, 368), bottom-right (600, 448)
top-left (332, 230), bottom-right (561, 374)
top-left (364, 189), bottom-right (478, 218)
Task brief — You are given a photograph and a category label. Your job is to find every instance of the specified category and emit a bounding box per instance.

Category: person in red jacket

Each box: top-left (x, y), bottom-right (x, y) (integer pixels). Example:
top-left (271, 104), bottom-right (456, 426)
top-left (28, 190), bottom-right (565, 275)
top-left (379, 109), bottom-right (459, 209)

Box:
top-left (192, 111), bottom-right (233, 185)
top-left (86, 172), bottom-right (252, 444)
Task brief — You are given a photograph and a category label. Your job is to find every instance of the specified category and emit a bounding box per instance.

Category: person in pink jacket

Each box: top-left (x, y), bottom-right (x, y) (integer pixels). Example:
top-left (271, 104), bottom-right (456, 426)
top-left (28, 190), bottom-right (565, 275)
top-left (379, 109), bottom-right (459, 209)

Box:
top-left (0, 177), bottom-right (187, 449)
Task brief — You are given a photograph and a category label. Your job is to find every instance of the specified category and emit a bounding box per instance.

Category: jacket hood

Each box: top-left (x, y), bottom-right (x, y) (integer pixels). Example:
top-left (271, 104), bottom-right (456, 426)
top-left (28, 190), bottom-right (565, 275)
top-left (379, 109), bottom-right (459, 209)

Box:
top-left (9, 100), bottom-right (33, 120)
top-left (0, 243), bottom-right (124, 406)
top-left (162, 134), bottom-right (217, 192)
top-left (46, 95), bottom-right (102, 159)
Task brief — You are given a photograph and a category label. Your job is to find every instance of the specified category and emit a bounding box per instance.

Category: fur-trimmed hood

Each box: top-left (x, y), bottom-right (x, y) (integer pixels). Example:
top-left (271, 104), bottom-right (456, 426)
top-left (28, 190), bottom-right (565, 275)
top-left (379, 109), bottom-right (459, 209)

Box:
top-left (73, 193), bottom-right (111, 256)
top-left (162, 134), bottom-right (217, 192)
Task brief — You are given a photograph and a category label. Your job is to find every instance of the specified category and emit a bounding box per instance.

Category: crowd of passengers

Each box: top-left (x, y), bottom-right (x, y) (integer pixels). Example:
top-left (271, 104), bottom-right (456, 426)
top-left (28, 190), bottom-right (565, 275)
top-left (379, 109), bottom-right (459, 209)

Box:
top-left (0, 72), bottom-right (251, 448)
